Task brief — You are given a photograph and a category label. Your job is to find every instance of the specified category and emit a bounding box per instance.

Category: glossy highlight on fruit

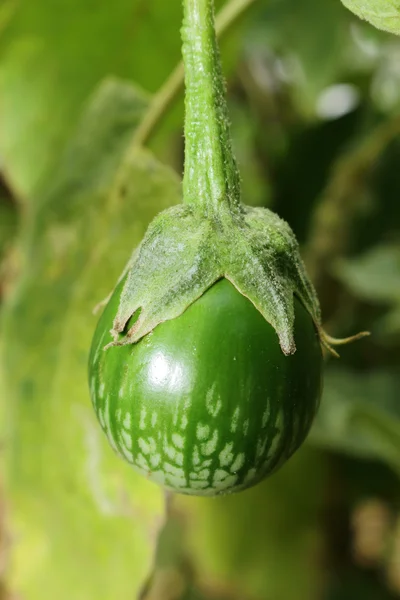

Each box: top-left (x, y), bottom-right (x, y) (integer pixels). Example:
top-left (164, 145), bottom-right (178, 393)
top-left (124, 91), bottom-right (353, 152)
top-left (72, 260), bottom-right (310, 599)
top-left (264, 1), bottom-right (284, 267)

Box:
top-left (89, 278), bottom-right (322, 496)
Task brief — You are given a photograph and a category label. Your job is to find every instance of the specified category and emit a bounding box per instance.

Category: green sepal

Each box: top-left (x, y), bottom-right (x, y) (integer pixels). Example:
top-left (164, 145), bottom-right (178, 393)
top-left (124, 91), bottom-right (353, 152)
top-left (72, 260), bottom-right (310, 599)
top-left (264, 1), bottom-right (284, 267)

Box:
top-left (107, 204), bottom-right (322, 356)
top-left (109, 204), bottom-right (220, 346)
top-left (223, 206), bottom-right (322, 355)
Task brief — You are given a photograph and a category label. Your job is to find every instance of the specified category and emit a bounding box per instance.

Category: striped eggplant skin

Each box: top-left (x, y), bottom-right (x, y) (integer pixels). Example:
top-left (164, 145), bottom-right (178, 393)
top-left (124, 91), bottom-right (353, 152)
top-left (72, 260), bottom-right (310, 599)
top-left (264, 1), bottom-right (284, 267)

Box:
top-left (88, 277), bottom-right (322, 496)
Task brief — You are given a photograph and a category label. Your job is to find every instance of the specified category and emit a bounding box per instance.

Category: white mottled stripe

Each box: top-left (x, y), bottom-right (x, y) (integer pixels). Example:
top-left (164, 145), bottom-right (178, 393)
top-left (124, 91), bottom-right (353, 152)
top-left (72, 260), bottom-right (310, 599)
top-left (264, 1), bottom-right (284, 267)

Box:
top-left (120, 429), bottom-right (132, 450)
top-left (138, 438), bottom-right (151, 455)
top-left (262, 405), bottom-right (270, 428)
top-left (119, 442), bottom-right (133, 462)
top-left (103, 396), bottom-right (118, 452)
top-left (200, 429), bottom-right (218, 456)
top-left (164, 462), bottom-right (185, 478)
top-left (230, 406), bottom-right (240, 432)
top-left (256, 436), bottom-right (268, 459)
top-left (123, 412), bottom-right (131, 429)
top-left (215, 474), bottom-right (238, 490)
top-left (267, 411), bottom-right (284, 460)
top-left (192, 446), bottom-right (200, 465)
top-left (190, 480), bottom-right (209, 489)
top-left (139, 407), bottom-right (147, 430)
top-left (244, 467), bottom-right (257, 484)
top-left (148, 436), bottom-right (157, 450)
top-left (97, 408), bottom-right (105, 428)
top-left (231, 452), bottom-right (245, 472)
top-left (150, 454), bottom-right (161, 468)
top-left (164, 440), bottom-right (184, 466)
top-left (136, 453), bottom-right (149, 470)
top-left (164, 441), bottom-right (177, 460)
top-left (212, 469), bottom-right (238, 490)
top-left (175, 451), bottom-right (184, 466)
top-left (164, 463), bottom-right (187, 488)
top-left (166, 474), bottom-right (187, 488)
top-left (190, 468), bottom-right (210, 480)
top-left (138, 436), bottom-right (157, 456)
top-left (196, 423), bottom-right (210, 440)
top-left (213, 469), bottom-right (229, 482)
top-left (219, 442), bottom-right (234, 467)
top-left (172, 433), bottom-right (184, 449)
top-left (205, 383), bottom-right (222, 417)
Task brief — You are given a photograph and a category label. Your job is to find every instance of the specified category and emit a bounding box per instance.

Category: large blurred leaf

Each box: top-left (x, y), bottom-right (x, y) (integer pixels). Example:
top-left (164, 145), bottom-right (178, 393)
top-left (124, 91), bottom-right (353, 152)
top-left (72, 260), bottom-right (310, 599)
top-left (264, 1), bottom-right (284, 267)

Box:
top-left (175, 447), bottom-right (326, 600)
top-left (341, 0), bottom-right (400, 35)
top-left (334, 243), bottom-right (400, 334)
top-left (0, 78), bottom-right (181, 599)
top-left (335, 243), bottom-right (400, 303)
top-left (0, 0), bottom-right (183, 197)
top-left (310, 368), bottom-right (400, 473)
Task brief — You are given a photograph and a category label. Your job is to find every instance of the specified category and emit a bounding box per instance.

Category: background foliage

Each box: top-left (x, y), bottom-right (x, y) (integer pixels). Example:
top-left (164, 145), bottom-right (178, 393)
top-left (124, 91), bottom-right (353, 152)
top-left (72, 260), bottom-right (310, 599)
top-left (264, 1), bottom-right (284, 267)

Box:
top-left (1, 0), bottom-right (400, 598)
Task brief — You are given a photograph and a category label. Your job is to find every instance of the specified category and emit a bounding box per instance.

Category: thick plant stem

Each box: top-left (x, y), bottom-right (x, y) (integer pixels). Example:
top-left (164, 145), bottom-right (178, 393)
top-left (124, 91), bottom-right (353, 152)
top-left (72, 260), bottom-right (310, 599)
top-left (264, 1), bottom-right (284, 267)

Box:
top-left (131, 0), bottom-right (256, 149)
top-left (181, 0), bottom-right (241, 216)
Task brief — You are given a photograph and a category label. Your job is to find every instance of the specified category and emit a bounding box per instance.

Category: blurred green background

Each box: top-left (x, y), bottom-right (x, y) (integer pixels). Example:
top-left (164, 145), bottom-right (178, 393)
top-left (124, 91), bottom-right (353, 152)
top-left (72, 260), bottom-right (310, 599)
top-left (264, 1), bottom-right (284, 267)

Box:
top-left (0, 0), bottom-right (400, 598)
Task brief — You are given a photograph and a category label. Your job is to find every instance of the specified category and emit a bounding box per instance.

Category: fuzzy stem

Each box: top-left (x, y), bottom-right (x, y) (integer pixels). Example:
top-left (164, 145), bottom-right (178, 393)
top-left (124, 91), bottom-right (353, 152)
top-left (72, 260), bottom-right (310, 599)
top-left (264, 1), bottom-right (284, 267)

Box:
top-left (131, 0), bottom-right (256, 149)
top-left (181, 0), bottom-right (241, 216)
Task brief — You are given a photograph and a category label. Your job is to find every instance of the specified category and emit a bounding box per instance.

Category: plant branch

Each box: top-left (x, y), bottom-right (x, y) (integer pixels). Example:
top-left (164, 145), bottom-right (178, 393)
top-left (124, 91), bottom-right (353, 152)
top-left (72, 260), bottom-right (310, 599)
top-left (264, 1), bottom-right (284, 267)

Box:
top-left (130, 0), bottom-right (256, 149)
top-left (305, 116), bottom-right (400, 288)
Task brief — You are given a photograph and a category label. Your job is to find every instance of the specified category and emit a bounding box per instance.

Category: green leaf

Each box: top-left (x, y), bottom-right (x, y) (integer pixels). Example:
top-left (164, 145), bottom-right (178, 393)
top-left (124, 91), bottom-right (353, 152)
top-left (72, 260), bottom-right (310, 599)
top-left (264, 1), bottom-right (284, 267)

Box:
top-left (334, 244), bottom-right (400, 336)
top-left (0, 78), bottom-right (181, 599)
top-left (310, 368), bottom-right (400, 473)
top-left (335, 244), bottom-right (400, 304)
top-left (0, 0), bottom-right (182, 197)
top-left (381, 305), bottom-right (400, 334)
top-left (175, 447), bottom-right (326, 600)
top-left (341, 0), bottom-right (400, 35)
